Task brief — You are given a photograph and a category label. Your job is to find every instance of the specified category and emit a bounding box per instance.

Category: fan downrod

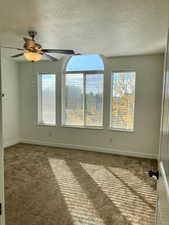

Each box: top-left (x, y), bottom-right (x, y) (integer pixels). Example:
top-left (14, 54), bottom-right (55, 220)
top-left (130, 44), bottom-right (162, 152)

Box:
top-left (28, 31), bottom-right (37, 40)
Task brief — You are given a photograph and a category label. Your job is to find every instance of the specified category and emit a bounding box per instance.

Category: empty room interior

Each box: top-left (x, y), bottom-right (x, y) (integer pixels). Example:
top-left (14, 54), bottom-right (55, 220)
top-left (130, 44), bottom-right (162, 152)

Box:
top-left (0, 0), bottom-right (169, 225)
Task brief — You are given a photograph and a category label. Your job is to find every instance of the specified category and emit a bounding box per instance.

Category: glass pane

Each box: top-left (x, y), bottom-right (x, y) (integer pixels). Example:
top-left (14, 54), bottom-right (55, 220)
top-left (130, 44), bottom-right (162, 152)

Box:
top-left (64, 74), bottom-right (84, 126)
top-left (41, 74), bottom-right (56, 125)
top-left (85, 74), bottom-right (103, 126)
top-left (111, 72), bottom-right (136, 130)
top-left (66, 55), bottom-right (104, 71)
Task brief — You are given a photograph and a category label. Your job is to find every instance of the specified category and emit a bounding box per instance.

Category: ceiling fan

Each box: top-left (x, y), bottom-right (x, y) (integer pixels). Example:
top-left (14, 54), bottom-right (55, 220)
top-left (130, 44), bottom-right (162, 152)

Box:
top-left (2, 31), bottom-right (76, 62)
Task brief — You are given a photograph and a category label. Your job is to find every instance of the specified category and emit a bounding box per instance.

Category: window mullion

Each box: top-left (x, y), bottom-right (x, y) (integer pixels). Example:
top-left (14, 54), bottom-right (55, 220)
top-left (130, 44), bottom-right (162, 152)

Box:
top-left (62, 74), bottom-right (66, 125)
top-left (37, 75), bottom-right (40, 123)
top-left (83, 73), bottom-right (86, 127)
top-left (39, 75), bottom-right (43, 123)
top-left (55, 73), bottom-right (57, 125)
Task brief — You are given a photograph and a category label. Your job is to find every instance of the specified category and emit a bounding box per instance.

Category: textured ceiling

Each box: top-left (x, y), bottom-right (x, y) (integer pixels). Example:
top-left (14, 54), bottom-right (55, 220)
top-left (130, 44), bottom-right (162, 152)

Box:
top-left (0, 0), bottom-right (168, 59)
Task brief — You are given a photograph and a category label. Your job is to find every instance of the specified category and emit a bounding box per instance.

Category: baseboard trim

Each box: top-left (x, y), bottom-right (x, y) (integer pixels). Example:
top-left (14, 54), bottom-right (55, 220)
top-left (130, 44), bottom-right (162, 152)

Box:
top-left (20, 138), bottom-right (157, 159)
top-left (3, 138), bottom-right (21, 148)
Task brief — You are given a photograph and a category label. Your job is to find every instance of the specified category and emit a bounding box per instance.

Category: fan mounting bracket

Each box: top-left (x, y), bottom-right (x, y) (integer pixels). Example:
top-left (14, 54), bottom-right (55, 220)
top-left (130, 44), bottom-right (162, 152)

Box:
top-left (28, 31), bottom-right (37, 40)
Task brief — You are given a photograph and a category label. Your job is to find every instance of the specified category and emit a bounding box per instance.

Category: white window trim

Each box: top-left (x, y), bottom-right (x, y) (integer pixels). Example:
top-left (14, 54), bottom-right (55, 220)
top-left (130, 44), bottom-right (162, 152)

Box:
top-left (38, 122), bottom-right (56, 127)
top-left (109, 71), bottom-right (136, 132)
top-left (62, 70), bottom-right (104, 128)
top-left (64, 70), bottom-right (104, 74)
top-left (37, 73), bottom-right (57, 126)
top-left (62, 125), bottom-right (104, 130)
top-left (108, 127), bottom-right (134, 133)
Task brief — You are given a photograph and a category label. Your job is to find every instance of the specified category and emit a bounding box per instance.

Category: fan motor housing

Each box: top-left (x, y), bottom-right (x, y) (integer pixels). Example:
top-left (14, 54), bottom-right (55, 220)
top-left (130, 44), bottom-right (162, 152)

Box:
top-left (24, 40), bottom-right (42, 52)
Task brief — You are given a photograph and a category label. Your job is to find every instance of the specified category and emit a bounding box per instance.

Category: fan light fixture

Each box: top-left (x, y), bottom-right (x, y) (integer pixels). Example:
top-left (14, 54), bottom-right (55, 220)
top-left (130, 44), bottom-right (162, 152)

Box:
top-left (8, 31), bottom-right (75, 61)
top-left (24, 52), bottom-right (42, 62)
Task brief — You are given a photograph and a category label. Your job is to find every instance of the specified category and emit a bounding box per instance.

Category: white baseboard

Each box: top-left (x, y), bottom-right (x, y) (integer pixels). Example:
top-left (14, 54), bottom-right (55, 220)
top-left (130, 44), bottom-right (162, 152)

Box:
top-left (3, 138), bottom-right (21, 148)
top-left (20, 138), bottom-right (157, 159)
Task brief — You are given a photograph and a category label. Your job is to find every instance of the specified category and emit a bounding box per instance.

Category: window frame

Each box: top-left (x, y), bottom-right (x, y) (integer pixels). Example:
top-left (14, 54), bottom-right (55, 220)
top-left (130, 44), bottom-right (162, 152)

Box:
top-left (37, 73), bottom-right (57, 127)
top-left (62, 70), bottom-right (104, 129)
top-left (110, 71), bottom-right (136, 132)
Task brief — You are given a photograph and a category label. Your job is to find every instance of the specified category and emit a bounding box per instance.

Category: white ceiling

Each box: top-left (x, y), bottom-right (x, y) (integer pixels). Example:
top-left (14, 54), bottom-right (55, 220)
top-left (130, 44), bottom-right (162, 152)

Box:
top-left (0, 0), bottom-right (168, 59)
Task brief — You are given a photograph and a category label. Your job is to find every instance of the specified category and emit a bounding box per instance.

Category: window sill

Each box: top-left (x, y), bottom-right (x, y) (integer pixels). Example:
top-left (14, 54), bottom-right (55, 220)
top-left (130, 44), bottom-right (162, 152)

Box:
top-left (37, 123), bottom-right (56, 127)
top-left (62, 125), bottom-right (104, 130)
top-left (109, 128), bottom-right (134, 132)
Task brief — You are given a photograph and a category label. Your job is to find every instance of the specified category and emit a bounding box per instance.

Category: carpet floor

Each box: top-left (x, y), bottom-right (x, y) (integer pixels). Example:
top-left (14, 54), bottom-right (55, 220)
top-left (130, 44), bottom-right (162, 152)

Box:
top-left (4, 144), bottom-right (157, 225)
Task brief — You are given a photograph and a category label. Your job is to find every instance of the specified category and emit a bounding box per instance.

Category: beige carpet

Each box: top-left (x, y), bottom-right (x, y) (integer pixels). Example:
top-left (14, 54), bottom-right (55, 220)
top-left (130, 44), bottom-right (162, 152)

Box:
top-left (4, 144), bottom-right (157, 225)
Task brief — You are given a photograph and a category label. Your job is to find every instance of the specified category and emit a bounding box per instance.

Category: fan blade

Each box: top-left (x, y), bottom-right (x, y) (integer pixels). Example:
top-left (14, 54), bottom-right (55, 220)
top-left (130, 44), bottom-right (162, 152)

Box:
top-left (1, 46), bottom-right (24, 51)
top-left (11, 53), bottom-right (24, 58)
top-left (44, 53), bottom-right (58, 61)
top-left (42, 49), bottom-right (75, 54)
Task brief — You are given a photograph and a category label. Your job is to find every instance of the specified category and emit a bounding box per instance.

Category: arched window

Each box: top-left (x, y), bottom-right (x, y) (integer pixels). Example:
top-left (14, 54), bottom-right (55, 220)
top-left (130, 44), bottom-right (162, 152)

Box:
top-left (63, 54), bottom-right (104, 128)
top-left (65, 54), bottom-right (104, 71)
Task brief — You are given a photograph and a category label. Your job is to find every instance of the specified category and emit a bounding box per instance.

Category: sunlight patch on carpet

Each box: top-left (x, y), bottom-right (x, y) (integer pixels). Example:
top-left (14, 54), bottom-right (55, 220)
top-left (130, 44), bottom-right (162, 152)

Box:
top-left (48, 158), bottom-right (105, 225)
top-left (81, 163), bottom-right (156, 225)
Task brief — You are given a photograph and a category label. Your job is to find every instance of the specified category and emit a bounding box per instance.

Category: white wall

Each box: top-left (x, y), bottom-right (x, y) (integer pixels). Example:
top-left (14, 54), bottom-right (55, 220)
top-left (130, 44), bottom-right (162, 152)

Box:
top-left (1, 52), bottom-right (20, 147)
top-left (19, 54), bottom-right (164, 158)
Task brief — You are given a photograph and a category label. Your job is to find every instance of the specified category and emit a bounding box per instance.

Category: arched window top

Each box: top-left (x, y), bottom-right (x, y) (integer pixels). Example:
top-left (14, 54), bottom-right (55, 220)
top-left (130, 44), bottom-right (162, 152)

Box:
top-left (65, 54), bottom-right (104, 72)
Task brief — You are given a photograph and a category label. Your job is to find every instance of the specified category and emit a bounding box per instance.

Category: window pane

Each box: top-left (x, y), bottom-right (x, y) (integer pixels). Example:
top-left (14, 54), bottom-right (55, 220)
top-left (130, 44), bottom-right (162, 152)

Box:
top-left (111, 72), bottom-right (136, 130)
top-left (66, 55), bottom-right (104, 71)
top-left (85, 74), bottom-right (103, 126)
top-left (39, 74), bottom-right (56, 125)
top-left (64, 74), bottom-right (84, 126)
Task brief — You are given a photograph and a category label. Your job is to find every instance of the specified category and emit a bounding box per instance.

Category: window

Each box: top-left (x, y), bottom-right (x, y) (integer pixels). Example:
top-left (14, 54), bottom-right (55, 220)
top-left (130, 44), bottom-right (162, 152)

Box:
top-left (66, 54), bottom-right (104, 71)
top-left (63, 55), bottom-right (104, 127)
top-left (64, 73), bottom-right (84, 126)
top-left (38, 74), bottom-right (56, 125)
top-left (111, 72), bottom-right (136, 131)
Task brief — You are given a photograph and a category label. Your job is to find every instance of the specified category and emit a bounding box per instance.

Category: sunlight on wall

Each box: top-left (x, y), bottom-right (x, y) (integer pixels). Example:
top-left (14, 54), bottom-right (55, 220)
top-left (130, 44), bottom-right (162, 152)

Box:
top-left (48, 158), bottom-right (105, 225)
top-left (81, 163), bottom-right (156, 225)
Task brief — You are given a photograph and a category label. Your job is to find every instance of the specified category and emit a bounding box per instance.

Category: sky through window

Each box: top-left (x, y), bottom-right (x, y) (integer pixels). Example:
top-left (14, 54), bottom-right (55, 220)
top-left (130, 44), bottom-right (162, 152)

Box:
top-left (66, 54), bottom-right (104, 71)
